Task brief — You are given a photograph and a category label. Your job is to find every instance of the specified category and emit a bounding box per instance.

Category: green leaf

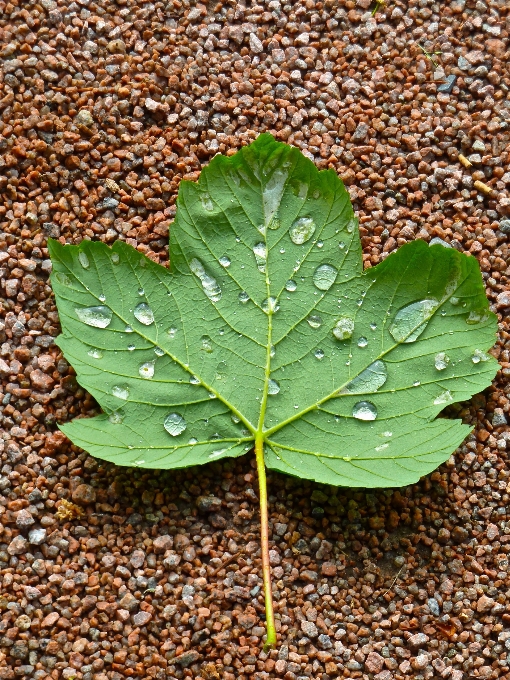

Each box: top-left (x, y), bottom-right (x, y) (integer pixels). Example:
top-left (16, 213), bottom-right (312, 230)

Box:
top-left (49, 134), bottom-right (498, 488)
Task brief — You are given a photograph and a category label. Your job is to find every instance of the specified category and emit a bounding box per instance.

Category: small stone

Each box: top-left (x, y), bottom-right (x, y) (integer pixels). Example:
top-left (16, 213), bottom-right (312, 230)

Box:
top-left (8, 535), bottom-right (28, 555)
top-left (132, 610), bottom-right (152, 626)
top-left (352, 122), bottom-right (369, 141)
top-left (175, 650), bottom-right (200, 668)
top-left (249, 33), bottom-right (263, 53)
top-left (476, 594), bottom-right (494, 613)
top-left (300, 620), bottom-right (318, 638)
top-left (153, 535), bottom-right (173, 553)
top-left (472, 139), bottom-right (486, 152)
top-left (496, 292), bottom-right (510, 308)
top-left (365, 651), bottom-right (384, 674)
top-left (237, 613), bottom-right (257, 630)
top-left (119, 592), bottom-right (139, 612)
top-left (321, 562), bottom-right (337, 577)
top-left (457, 56), bottom-right (470, 70)
top-left (75, 109), bottom-right (94, 126)
top-left (407, 633), bottom-right (429, 648)
top-left (437, 74), bottom-right (456, 93)
top-left (197, 496), bottom-right (222, 512)
top-left (72, 484), bottom-right (97, 505)
top-left (30, 368), bottom-right (54, 392)
top-left (16, 508), bottom-right (35, 528)
top-left (130, 550), bottom-right (146, 568)
top-left (493, 408), bottom-right (508, 425)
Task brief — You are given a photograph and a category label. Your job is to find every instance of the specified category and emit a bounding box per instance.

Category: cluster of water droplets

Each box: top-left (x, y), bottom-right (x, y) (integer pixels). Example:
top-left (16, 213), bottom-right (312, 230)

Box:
top-left (190, 258), bottom-right (222, 302)
top-left (471, 349), bottom-right (489, 363)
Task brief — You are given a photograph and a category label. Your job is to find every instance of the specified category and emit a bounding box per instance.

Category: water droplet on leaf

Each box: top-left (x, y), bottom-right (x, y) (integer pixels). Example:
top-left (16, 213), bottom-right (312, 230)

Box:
top-left (307, 315), bottom-right (322, 329)
top-left (87, 348), bottom-right (103, 359)
top-left (313, 264), bottom-right (338, 291)
top-left (357, 336), bottom-right (368, 348)
top-left (219, 256), bottom-right (231, 268)
top-left (314, 349), bottom-right (325, 360)
top-left (285, 279), bottom-right (297, 292)
top-left (389, 299), bottom-right (438, 343)
top-left (201, 335), bottom-right (213, 353)
top-left (289, 216), bottom-right (316, 244)
top-left (434, 352), bottom-right (450, 371)
top-left (352, 400), bottom-right (377, 421)
top-left (154, 347), bottom-right (164, 356)
top-left (333, 317), bottom-right (354, 340)
top-left (268, 379), bottom-right (280, 395)
top-left (190, 258), bottom-right (222, 302)
top-left (253, 243), bottom-right (267, 273)
top-left (112, 385), bottom-right (129, 400)
top-left (238, 291), bottom-right (250, 304)
top-left (344, 360), bottom-right (387, 394)
top-left (134, 302), bottom-right (154, 325)
top-left (139, 361), bottom-right (155, 379)
top-left (111, 252), bottom-right (120, 264)
top-left (262, 297), bottom-right (279, 313)
top-left (164, 413), bottom-right (187, 436)
top-left (434, 390), bottom-right (453, 405)
top-left (471, 349), bottom-right (489, 363)
top-left (78, 251), bottom-right (89, 269)
top-left (109, 411), bottom-right (123, 424)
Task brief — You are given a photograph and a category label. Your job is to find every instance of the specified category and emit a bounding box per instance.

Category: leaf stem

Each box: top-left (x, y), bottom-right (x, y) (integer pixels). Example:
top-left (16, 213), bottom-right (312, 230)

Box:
top-left (255, 432), bottom-right (277, 652)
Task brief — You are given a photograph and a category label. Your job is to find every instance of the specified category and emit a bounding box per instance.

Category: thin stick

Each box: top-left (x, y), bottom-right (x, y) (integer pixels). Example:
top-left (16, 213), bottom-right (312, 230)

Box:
top-left (210, 550), bottom-right (244, 576)
top-left (381, 564), bottom-right (405, 597)
top-left (255, 434), bottom-right (277, 651)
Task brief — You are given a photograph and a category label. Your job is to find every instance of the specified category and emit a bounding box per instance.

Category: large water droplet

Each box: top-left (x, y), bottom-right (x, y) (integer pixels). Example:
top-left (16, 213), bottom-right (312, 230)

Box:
top-left (201, 335), bottom-right (213, 352)
top-left (307, 315), bottom-right (322, 329)
top-left (111, 252), bottom-right (120, 264)
top-left (285, 279), bottom-right (297, 292)
top-left (434, 352), bottom-right (450, 371)
top-left (357, 337), bottom-right (368, 348)
top-left (389, 299), bottom-right (438, 343)
top-left (55, 272), bottom-right (72, 286)
top-left (314, 349), bottom-right (325, 360)
top-left (164, 412), bottom-right (187, 436)
top-left (333, 317), bottom-right (354, 341)
top-left (87, 348), bottom-right (103, 359)
top-left (75, 305), bottom-right (113, 329)
top-left (190, 258), bottom-right (222, 302)
top-left (112, 385), bottom-right (129, 400)
top-left (344, 360), bottom-right (387, 394)
top-left (215, 361), bottom-right (227, 381)
top-left (471, 349), bottom-right (489, 363)
top-left (200, 192), bottom-right (214, 212)
top-left (78, 251), bottom-right (89, 269)
top-left (289, 216), bottom-right (316, 245)
top-left (434, 390), bottom-right (453, 405)
top-left (219, 256), bottom-right (231, 268)
top-left (109, 411), bottom-right (124, 424)
top-left (352, 400), bottom-right (378, 421)
top-left (134, 302), bottom-right (154, 325)
top-left (262, 297), bottom-right (279, 313)
top-left (139, 361), bottom-right (155, 379)
top-left (268, 379), bottom-right (280, 395)
top-left (253, 243), bottom-right (267, 273)
top-left (238, 291), bottom-right (250, 304)
top-left (313, 264), bottom-right (337, 291)
top-left (263, 168), bottom-right (288, 229)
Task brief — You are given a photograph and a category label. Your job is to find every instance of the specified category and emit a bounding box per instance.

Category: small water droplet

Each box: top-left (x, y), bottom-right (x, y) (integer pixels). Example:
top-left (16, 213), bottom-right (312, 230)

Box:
top-left (343, 455), bottom-right (352, 462)
top-left (375, 443), bottom-right (389, 451)
top-left (125, 325), bottom-right (133, 333)
top-left (98, 294), bottom-right (106, 303)
top-left (127, 344), bottom-right (135, 351)
top-left (307, 315), bottom-right (322, 329)
top-left (285, 279), bottom-right (297, 292)
top-left (134, 302), bottom-right (154, 326)
top-left (268, 379), bottom-right (280, 395)
top-left (253, 242), bottom-right (267, 273)
top-left (190, 258), bottom-right (222, 302)
top-left (356, 299), bottom-right (363, 307)
top-left (134, 459), bottom-right (145, 465)
top-left (218, 329), bottom-right (225, 336)
top-left (450, 296), bottom-right (460, 306)
top-left (238, 291), bottom-right (250, 304)
top-left (137, 288), bottom-right (144, 297)
top-left (382, 431), bottom-right (392, 437)
top-left (357, 336), bottom-right (368, 348)
top-left (313, 263), bottom-right (338, 291)
top-left (333, 317), bottom-right (354, 341)
top-left (215, 361), bottom-right (227, 381)
top-left (370, 322), bottom-right (377, 331)
top-left (190, 375), bottom-right (200, 384)
top-left (434, 352), bottom-right (450, 371)
top-left (466, 310), bottom-right (488, 325)
top-left (314, 349), bottom-right (325, 360)
top-left (55, 271), bottom-right (72, 286)
top-left (209, 449), bottom-right (226, 459)
top-left (316, 240), bottom-right (324, 248)
top-left (75, 305), bottom-right (112, 329)
top-left (163, 412), bottom-right (186, 436)
top-left (139, 361), bottom-right (155, 379)
top-left (262, 297), bottom-right (279, 313)
top-left (289, 216), bottom-right (316, 244)
top-left (188, 437), bottom-right (198, 445)
top-left (167, 327), bottom-right (177, 339)
top-left (201, 335), bottom-right (213, 353)
top-left (389, 299), bottom-right (438, 343)
top-left (109, 411), bottom-right (124, 424)
top-left (154, 347), bottom-right (164, 356)
top-left (111, 252), bottom-right (120, 264)
top-left (231, 414), bottom-right (241, 424)
top-left (413, 380), bottom-right (421, 387)
top-left (338, 241), bottom-right (346, 250)
top-left (219, 256), bottom-right (231, 268)
top-left (78, 251), bottom-right (89, 269)
top-left (270, 345), bottom-right (276, 358)
top-left (279, 247), bottom-right (286, 254)
top-left (112, 385), bottom-right (129, 400)
top-left (471, 349), bottom-right (489, 363)
top-left (87, 348), bottom-right (103, 359)
top-left (346, 217), bottom-right (357, 233)
top-left (352, 400), bottom-right (377, 421)
top-left (139, 257), bottom-right (146, 267)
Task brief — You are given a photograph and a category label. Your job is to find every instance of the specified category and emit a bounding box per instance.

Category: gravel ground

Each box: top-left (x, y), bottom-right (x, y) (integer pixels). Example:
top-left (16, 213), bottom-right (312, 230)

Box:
top-left (1, 0), bottom-right (510, 679)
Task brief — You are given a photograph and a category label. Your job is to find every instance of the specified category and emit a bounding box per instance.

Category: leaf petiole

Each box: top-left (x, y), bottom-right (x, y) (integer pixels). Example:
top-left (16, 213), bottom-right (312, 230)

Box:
top-left (255, 433), bottom-right (277, 651)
